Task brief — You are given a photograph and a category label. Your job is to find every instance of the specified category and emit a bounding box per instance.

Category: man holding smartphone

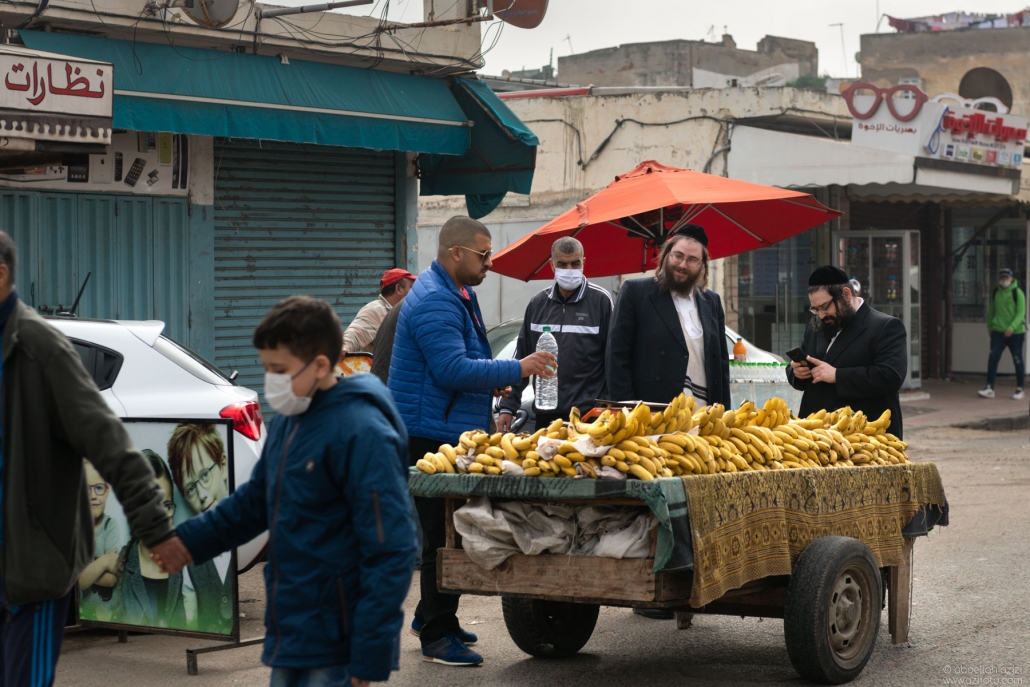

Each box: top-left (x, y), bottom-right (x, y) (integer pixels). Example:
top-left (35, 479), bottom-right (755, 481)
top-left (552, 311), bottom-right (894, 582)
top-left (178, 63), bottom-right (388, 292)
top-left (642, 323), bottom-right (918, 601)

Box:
top-left (787, 265), bottom-right (908, 438)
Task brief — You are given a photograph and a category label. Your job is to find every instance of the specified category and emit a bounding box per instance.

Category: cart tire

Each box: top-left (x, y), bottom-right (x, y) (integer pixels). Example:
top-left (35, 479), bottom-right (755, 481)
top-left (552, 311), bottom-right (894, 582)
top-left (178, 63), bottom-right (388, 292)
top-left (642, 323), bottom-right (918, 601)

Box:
top-left (501, 597), bottom-right (599, 658)
top-left (784, 536), bottom-right (882, 684)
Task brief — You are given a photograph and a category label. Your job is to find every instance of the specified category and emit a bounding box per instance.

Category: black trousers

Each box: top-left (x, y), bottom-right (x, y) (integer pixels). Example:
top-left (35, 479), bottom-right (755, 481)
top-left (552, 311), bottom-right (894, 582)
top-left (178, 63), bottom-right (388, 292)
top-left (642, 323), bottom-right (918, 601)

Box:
top-left (409, 436), bottom-right (461, 646)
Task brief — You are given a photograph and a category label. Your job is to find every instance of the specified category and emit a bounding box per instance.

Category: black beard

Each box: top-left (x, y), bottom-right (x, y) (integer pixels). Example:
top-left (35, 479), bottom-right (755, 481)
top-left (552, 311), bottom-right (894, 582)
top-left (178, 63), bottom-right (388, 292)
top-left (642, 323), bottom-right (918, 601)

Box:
top-left (657, 265), bottom-right (700, 295)
top-left (814, 298), bottom-right (856, 336)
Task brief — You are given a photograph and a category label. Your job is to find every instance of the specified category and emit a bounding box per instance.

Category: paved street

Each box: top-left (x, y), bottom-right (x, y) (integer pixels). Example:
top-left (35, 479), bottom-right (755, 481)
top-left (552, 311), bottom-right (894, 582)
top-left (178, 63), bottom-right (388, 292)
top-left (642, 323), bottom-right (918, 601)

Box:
top-left (57, 425), bottom-right (1029, 687)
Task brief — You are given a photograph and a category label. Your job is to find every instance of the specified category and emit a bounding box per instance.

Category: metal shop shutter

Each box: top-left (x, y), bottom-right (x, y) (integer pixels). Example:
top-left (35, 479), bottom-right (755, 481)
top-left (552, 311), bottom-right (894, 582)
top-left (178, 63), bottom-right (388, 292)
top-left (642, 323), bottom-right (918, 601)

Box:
top-left (1, 191), bottom-right (190, 344)
top-left (213, 139), bottom-right (397, 401)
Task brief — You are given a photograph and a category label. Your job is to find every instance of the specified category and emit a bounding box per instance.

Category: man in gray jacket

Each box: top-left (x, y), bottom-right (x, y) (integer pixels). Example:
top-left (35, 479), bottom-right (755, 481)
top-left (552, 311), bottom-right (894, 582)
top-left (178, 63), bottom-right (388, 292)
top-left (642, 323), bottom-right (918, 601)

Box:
top-left (0, 231), bottom-right (192, 686)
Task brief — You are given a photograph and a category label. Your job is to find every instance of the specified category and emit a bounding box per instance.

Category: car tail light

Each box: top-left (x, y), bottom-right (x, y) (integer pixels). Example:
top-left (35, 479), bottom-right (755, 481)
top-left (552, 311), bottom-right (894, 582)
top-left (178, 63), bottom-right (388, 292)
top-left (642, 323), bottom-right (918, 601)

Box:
top-left (220, 401), bottom-right (263, 441)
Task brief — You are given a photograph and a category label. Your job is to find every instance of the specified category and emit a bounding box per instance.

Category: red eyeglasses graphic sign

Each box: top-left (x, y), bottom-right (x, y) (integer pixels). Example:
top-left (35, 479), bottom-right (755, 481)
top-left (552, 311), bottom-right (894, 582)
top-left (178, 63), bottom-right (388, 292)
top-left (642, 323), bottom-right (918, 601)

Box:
top-left (841, 82), bottom-right (929, 122)
top-left (846, 81), bottom-right (1028, 170)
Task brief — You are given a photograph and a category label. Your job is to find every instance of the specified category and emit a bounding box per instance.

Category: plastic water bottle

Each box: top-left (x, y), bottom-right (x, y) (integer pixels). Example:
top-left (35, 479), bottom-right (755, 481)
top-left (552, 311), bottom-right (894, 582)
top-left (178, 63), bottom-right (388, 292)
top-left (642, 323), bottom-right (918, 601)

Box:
top-left (535, 326), bottom-right (559, 411)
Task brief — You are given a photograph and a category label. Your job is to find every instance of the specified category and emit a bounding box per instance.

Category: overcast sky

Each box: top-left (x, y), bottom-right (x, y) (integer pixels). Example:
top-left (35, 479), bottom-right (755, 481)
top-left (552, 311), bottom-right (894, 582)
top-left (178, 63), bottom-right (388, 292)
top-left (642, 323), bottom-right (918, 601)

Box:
top-left (310, 0), bottom-right (1030, 80)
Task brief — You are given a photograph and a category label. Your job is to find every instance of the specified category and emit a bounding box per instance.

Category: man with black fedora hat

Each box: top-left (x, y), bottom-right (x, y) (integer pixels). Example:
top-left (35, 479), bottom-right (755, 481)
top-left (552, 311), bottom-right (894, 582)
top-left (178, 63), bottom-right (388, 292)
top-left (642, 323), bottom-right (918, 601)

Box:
top-left (787, 265), bottom-right (908, 438)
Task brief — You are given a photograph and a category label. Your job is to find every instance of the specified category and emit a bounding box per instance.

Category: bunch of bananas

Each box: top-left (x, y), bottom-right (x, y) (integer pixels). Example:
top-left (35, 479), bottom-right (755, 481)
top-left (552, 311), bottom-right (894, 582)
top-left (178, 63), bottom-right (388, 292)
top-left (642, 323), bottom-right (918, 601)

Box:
top-left (531, 433), bottom-right (675, 480)
top-left (636, 397), bottom-right (911, 474)
top-left (415, 427), bottom-right (546, 475)
top-left (569, 394), bottom-right (695, 445)
top-left (825, 407), bottom-right (908, 466)
top-left (413, 395), bottom-right (911, 478)
top-left (725, 396), bottom-right (793, 429)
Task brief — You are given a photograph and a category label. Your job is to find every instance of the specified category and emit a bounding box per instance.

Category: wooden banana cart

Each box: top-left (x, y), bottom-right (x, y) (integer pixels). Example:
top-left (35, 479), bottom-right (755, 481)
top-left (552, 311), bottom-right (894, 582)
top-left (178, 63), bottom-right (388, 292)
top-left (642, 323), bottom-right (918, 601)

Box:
top-left (412, 467), bottom-right (947, 685)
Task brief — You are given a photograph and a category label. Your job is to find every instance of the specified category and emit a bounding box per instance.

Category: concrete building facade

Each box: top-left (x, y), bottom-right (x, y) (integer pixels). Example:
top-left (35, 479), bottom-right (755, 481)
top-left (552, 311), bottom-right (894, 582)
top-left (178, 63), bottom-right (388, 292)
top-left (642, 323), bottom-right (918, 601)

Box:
top-left (557, 35), bottom-right (818, 89)
top-left (858, 26), bottom-right (1029, 114)
top-left (857, 25), bottom-right (1030, 380)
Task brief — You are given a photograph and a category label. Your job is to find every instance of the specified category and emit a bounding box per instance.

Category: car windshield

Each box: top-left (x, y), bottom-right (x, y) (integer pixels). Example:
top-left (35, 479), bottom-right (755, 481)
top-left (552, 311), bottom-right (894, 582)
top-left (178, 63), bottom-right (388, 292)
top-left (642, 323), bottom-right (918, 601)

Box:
top-left (487, 320), bottom-right (523, 358)
top-left (153, 336), bottom-right (234, 386)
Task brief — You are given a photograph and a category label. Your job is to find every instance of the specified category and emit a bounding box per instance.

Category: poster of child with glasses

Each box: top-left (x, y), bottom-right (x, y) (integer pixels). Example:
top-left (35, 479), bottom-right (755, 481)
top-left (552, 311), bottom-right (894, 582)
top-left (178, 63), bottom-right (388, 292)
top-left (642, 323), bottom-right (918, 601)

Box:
top-left (76, 420), bottom-right (235, 638)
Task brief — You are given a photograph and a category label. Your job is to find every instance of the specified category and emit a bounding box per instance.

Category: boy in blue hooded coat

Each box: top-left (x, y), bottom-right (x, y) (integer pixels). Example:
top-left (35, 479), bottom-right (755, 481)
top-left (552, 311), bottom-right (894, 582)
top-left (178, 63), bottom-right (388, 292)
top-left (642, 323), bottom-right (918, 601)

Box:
top-left (172, 296), bottom-right (416, 687)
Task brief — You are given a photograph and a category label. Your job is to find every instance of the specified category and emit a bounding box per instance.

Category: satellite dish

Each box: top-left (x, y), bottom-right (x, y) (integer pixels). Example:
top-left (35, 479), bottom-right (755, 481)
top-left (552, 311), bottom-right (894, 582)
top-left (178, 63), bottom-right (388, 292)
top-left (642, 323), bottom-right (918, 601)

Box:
top-left (478, 0), bottom-right (548, 29)
top-left (172, 0), bottom-right (240, 28)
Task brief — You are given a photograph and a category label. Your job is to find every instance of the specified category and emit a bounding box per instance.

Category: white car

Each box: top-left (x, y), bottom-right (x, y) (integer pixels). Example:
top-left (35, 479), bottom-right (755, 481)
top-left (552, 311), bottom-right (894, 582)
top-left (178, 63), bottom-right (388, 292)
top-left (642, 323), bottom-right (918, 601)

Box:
top-left (47, 316), bottom-right (267, 572)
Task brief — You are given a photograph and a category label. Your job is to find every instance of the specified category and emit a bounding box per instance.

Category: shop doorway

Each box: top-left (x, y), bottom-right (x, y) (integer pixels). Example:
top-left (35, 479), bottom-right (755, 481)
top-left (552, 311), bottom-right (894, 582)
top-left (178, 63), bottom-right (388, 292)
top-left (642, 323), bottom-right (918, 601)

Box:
top-left (833, 230), bottom-right (921, 389)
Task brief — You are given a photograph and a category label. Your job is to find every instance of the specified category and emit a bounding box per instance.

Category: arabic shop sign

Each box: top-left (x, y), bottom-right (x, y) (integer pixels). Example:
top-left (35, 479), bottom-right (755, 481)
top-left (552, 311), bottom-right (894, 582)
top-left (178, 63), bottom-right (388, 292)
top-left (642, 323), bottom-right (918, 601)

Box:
top-left (845, 83), bottom-right (1027, 170)
top-left (940, 110), bottom-right (1026, 143)
top-left (1, 54), bottom-right (112, 117)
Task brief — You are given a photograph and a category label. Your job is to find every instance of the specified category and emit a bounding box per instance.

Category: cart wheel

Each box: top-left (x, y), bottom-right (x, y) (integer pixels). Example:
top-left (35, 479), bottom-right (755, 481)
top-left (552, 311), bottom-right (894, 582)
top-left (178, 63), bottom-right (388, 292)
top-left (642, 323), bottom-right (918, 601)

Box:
top-left (501, 597), bottom-right (599, 658)
top-left (784, 536), bottom-right (882, 684)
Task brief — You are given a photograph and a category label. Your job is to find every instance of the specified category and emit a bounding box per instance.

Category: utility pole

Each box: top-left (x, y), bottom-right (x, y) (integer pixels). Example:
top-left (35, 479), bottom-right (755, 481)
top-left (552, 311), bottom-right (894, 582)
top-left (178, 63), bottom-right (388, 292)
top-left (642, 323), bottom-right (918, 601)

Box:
top-left (829, 22), bottom-right (848, 78)
top-left (564, 34), bottom-right (574, 55)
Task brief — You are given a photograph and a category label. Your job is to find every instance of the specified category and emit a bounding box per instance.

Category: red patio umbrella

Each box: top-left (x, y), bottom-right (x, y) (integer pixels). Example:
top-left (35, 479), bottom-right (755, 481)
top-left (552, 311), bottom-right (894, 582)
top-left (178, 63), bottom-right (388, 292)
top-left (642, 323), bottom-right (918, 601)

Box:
top-left (489, 161), bottom-right (842, 281)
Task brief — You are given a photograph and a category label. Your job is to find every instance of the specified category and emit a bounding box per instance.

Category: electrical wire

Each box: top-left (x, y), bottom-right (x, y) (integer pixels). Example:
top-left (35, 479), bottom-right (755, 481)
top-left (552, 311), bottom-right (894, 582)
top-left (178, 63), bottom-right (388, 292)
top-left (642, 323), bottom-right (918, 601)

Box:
top-left (76, 0), bottom-right (493, 73)
top-left (157, 3), bottom-right (252, 65)
top-left (268, 11), bottom-right (484, 70)
top-left (16, 0), bottom-right (50, 30)
top-left (581, 115), bottom-right (729, 169)
top-left (523, 118), bottom-right (585, 166)
top-left (526, 103), bottom-right (853, 173)
top-left (86, 0), bottom-right (144, 73)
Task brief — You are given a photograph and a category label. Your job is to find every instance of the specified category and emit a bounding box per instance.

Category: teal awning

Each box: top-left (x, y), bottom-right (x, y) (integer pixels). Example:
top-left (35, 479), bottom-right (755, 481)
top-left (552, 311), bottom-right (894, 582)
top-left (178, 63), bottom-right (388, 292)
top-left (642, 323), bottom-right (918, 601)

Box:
top-left (418, 77), bottom-right (539, 218)
top-left (19, 31), bottom-right (470, 155)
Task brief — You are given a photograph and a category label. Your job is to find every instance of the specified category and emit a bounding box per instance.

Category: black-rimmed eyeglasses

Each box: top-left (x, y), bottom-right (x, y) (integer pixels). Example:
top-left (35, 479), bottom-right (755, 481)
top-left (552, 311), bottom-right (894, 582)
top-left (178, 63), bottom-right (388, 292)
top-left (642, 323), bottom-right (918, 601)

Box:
top-left (809, 300), bottom-right (835, 316)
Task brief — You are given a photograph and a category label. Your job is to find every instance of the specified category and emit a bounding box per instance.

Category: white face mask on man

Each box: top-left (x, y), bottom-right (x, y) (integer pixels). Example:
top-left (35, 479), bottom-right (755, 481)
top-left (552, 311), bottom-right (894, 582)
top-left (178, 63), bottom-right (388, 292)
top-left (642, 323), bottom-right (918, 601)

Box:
top-left (554, 268), bottom-right (584, 291)
top-left (265, 360), bottom-right (318, 416)
top-left (1000, 278), bottom-right (1013, 288)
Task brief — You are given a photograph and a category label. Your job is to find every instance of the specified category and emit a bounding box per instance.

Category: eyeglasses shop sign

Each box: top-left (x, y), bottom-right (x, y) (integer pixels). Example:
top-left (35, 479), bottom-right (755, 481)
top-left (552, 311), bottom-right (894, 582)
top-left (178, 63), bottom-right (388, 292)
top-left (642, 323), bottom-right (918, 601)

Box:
top-left (1, 53), bottom-right (112, 117)
top-left (847, 87), bottom-right (1027, 169)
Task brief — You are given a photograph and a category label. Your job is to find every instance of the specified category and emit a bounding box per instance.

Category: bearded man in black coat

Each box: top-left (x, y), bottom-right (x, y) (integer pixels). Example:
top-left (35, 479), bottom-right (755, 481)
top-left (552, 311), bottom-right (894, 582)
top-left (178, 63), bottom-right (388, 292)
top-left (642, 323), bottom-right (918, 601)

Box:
top-left (787, 265), bottom-right (908, 439)
top-left (606, 224), bottom-right (731, 408)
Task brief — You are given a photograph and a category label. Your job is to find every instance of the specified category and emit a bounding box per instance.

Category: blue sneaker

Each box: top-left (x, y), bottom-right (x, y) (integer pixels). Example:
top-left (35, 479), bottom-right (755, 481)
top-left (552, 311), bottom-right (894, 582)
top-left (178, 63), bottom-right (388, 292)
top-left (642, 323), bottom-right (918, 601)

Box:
top-left (421, 632), bottom-right (483, 666)
top-left (410, 617), bottom-right (478, 645)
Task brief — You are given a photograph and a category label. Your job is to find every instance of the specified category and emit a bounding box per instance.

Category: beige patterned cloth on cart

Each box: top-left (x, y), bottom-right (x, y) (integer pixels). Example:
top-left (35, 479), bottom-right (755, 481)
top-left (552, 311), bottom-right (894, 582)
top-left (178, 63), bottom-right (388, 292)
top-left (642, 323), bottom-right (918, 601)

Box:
top-left (681, 462), bottom-right (947, 607)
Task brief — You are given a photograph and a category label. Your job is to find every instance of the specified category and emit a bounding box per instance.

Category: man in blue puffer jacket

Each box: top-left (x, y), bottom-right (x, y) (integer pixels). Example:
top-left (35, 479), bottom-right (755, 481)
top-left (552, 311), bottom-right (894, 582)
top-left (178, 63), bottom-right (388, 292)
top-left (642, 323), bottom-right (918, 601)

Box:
top-left (389, 216), bottom-right (555, 667)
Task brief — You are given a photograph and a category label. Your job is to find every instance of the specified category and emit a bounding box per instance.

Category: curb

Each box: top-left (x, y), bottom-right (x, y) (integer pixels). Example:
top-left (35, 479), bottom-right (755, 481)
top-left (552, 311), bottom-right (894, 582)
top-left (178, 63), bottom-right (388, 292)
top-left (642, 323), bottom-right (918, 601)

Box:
top-left (952, 413), bottom-right (1029, 431)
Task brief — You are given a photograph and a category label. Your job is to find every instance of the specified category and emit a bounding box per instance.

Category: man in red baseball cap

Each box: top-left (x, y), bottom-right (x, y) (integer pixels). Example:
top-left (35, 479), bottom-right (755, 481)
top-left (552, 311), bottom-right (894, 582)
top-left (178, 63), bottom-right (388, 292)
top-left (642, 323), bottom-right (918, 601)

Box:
top-left (342, 268), bottom-right (416, 355)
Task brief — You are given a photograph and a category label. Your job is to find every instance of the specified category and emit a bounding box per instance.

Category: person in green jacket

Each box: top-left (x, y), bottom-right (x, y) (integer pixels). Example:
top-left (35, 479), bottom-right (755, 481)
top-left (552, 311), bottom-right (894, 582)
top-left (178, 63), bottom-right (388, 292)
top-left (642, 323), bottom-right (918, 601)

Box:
top-left (978, 268), bottom-right (1026, 400)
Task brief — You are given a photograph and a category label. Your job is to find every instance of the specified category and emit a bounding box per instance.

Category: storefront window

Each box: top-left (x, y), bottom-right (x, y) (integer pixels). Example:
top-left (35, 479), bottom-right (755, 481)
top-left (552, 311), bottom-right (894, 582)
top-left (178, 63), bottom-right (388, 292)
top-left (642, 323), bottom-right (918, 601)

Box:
top-left (736, 233), bottom-right (815, 355)
top-left (951, 210), bottom-right (1027, 323)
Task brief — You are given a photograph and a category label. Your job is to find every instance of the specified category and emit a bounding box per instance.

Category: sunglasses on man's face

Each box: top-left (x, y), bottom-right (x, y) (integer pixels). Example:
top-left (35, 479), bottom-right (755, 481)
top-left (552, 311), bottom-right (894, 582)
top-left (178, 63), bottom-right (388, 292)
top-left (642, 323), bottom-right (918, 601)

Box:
top-left (454, 245), bottom-right (492, 262)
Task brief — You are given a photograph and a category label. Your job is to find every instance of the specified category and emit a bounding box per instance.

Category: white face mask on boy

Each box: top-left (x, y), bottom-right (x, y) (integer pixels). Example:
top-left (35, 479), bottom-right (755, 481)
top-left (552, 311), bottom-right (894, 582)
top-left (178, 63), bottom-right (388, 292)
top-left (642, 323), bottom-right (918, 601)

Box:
top-left (265, 360), bottom-right (318, 416)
